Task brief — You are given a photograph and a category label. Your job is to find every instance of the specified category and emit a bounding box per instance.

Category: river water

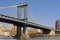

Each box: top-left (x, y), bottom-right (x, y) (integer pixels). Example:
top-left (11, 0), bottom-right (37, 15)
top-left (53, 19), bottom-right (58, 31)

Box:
top-left (0, 38), bottom-right (60, 40)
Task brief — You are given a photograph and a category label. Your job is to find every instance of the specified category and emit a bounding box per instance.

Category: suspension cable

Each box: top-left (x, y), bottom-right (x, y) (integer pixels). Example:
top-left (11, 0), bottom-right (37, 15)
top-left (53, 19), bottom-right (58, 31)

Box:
top-left (0, 4), bottom-right (27, 9)
top-left (0, 4), bottom-right (23, 9)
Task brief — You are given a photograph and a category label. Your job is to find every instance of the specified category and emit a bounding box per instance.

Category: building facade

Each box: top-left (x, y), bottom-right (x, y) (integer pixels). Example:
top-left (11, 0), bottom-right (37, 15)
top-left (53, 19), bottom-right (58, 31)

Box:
top-left (55, 20), bottom-right (60, 30)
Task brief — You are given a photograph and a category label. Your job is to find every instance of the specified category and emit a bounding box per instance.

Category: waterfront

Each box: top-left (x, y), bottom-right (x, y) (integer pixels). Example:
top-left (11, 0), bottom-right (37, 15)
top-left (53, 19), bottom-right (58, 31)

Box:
top-left (0, 38), bottom-right (60, 40)
top-left (0, 0), bottom-right (60, 40)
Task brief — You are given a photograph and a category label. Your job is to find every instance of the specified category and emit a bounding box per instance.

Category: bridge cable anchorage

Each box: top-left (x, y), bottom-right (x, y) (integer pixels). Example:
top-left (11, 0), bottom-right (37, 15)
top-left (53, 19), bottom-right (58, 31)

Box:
top-left (0, 4), bottom-right (25, 9)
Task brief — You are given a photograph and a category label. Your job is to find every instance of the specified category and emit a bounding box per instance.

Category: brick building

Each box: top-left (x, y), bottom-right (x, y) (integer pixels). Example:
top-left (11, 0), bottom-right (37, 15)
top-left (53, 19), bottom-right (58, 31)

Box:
top-left (55, 20), bottom-right (60, 30)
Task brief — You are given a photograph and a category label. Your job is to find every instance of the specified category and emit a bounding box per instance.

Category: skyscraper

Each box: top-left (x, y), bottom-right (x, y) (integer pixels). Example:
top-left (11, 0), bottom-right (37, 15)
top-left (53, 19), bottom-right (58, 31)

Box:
top-left (55, 20), bottom-right (60, 30)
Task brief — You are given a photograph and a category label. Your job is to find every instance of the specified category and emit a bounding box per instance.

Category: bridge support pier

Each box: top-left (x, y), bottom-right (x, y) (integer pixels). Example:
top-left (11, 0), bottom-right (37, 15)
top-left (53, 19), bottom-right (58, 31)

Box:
top-left (15, 26), bottom-right (29, 39)
top-left (15, 26), bottom-right (21, 38)
top-left (49, 29), bottom-right (55, 35)
top-left (20, 26), bottom-right (30, 39)
top-left (23, 26), bottom-right (26, 35)
top-left (43, 29), bottom-right (50, 34)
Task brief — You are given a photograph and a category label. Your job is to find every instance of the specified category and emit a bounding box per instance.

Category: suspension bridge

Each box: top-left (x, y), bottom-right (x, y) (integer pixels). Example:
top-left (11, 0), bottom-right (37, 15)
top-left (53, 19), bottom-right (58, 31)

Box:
top-left (0, 4), bottom-right (59, 38)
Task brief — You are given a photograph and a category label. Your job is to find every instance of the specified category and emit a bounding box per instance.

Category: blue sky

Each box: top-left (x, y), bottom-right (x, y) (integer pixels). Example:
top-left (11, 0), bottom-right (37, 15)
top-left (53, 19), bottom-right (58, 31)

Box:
top-left (0, 0), bottom-right (60, 28)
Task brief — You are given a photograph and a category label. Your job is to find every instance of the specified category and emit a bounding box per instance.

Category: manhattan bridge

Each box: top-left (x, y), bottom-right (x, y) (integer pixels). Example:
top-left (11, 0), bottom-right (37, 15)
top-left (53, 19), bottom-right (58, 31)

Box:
top-left (0, 3), bottom-right (59, 38)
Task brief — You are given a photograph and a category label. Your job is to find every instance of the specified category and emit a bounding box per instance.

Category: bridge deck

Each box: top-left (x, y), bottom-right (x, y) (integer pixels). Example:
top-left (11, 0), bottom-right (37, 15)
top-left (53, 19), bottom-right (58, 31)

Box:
top-left (0, 14), bottom-right (53, 30)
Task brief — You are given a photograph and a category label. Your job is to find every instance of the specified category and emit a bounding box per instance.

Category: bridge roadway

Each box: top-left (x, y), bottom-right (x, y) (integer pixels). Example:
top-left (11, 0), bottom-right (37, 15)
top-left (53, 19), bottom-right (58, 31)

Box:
top-left (0, 14), bottom-right (55, 34)
top-left (0, 14), bottom-right (52, 30)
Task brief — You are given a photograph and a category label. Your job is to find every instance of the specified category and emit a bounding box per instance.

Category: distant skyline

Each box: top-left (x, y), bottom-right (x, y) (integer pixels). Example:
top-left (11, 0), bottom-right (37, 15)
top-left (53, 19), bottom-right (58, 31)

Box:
top-left (0, 0), bottom-right (60, 28)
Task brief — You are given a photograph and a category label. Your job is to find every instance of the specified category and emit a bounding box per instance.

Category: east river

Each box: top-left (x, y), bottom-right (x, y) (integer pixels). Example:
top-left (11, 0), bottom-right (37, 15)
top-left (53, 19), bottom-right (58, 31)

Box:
top-left (0, 38), bottom-right (60, 40)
